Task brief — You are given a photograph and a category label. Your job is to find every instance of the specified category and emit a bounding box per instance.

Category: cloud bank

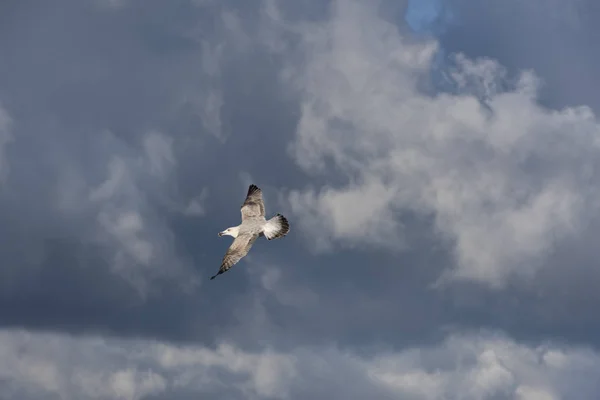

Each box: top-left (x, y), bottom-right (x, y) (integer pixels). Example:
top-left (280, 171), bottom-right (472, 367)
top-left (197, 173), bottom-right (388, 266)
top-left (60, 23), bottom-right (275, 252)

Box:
top-left (277, 0), bottom-right (600, 288)
top-left (1, 328), bottom-right (599, 400)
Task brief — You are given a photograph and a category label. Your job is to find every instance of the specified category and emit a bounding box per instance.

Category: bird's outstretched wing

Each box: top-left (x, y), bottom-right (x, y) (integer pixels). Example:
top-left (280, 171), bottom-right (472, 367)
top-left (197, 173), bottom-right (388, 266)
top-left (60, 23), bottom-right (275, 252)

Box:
top-left (210, 233), bottom-right (258, 280)
top-left (240, 184), bottom-right (265, 221)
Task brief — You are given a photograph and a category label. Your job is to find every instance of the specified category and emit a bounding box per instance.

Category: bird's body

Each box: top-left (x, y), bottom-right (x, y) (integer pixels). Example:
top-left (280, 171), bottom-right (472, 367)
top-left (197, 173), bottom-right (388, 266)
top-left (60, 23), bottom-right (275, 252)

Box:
top-left (210, 184), bottom-right (289, 280)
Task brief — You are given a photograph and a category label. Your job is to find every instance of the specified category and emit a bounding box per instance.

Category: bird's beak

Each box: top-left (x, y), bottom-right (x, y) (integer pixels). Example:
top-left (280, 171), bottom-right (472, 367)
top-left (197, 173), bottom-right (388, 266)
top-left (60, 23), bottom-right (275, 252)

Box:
top-left (218, 232), bottom-right (224, 237)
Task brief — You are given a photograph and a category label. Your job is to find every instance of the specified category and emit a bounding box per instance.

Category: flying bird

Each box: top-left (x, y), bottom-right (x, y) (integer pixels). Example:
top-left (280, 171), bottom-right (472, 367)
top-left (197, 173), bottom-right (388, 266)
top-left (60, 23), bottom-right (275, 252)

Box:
top-left (210, 184), bottom-right (290, 280)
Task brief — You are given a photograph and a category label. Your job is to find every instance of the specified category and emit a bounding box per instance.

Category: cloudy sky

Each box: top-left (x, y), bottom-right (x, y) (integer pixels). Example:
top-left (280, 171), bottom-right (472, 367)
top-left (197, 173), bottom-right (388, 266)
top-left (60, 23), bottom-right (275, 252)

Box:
top-left (2, 0), bottom-right (600, 398)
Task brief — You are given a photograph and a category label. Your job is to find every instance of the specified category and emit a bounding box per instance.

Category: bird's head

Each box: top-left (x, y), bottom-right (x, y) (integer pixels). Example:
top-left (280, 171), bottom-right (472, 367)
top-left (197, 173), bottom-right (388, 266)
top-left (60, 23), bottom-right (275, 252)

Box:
top-left (218, 227), bottom-right (239, 238)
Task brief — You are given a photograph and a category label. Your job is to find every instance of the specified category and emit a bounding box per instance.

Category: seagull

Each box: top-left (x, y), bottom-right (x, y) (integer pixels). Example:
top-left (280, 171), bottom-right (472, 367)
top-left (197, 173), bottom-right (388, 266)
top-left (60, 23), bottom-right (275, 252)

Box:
top-left (210, 184), bottom-right (290, 280)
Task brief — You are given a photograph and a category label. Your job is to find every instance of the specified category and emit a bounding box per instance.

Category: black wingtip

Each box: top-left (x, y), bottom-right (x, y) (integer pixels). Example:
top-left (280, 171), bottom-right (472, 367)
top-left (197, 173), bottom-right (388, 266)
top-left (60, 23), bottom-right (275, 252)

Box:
top-left (247, 184), bottom-right (260, 195)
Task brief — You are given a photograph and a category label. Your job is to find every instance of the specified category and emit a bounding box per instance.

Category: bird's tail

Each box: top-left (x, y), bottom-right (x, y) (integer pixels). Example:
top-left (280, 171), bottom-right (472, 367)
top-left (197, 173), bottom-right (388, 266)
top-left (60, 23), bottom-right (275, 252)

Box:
top-left (263, 213), bottom-right (290, 240)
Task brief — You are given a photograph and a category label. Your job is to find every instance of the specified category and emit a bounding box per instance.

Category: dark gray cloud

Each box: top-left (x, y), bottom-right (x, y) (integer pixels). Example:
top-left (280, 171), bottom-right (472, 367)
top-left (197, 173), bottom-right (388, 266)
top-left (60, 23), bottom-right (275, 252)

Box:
top-left (1, 0), bottom-right (600, 398)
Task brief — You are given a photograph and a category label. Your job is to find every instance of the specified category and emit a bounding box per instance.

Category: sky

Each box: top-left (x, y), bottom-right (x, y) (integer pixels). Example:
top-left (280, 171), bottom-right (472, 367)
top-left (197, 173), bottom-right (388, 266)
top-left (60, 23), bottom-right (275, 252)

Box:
top-left (1, 0), bottom-right (600, 398)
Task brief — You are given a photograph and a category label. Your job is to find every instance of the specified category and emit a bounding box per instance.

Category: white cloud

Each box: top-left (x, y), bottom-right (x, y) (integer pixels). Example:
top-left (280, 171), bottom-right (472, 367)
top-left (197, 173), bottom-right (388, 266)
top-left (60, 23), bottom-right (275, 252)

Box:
top-left (515, 386), bottom-right (558, 400)
top-left (0, 329), bottom-right (599, 399)
top-left (180, 22), bottom-right (238, 141)
top-left (256, 263), bottom-right (320, 308)
top-left (364, 333), bottom-right (600, 400)
top-left (143, 131), bottom-right (175, 180)
top-left (73, 368), bottom-right (166, 400)
top-left (182, 187), bottom-right (209, 216)
top-left (0, 113), bottom-right (197, 297)
top-left (288, 181), bottom-right (403, 252)
top-left (0, 329), bottom-right (296, 400)
top-left (270, 0), bottom-right (600, 288)
top-left (87, 131), bottom-right (197, 296)
top-left (153, 342), bottom-right (296, 398)
top-left (200, 89), bottom-right (224, 139)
